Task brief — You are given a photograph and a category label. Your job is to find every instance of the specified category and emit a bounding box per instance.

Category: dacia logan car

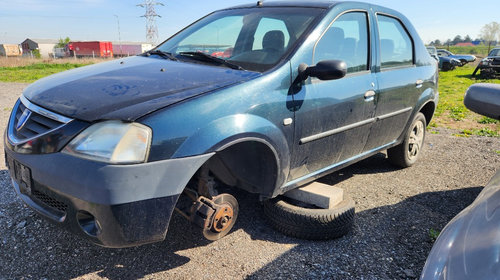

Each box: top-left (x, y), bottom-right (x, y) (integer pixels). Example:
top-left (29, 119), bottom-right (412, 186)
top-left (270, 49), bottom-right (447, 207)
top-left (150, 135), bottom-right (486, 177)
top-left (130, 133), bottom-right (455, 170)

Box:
top-left (4, 1), bottom-right (438, 247)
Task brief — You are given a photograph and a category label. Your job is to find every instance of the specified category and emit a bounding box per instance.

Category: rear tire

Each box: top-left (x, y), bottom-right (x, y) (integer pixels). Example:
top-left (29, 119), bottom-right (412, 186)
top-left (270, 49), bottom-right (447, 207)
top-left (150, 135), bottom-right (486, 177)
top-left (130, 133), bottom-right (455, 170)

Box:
top-left (387, 112), bottom-right (426, 168)
top-left (263, 194), bottom-right (355, 240)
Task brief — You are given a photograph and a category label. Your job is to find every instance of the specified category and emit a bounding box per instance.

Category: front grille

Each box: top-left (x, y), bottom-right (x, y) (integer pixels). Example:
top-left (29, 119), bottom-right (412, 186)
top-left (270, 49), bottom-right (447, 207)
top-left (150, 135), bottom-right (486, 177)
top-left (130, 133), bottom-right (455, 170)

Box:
top-left (31, 189), bottom-right (68, 213)
top-left (13, 102), bottom-right (65, 141)
top-left (492, 59), bottom-right (500, 66)
top-left (8, 96), bottom-right (73, 145)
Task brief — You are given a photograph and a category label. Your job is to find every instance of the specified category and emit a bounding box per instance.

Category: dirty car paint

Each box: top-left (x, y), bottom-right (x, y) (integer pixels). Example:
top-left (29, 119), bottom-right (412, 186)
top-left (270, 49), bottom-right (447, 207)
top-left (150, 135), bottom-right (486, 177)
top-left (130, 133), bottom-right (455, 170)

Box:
top-left (22, 56), bottom-right (261, 122)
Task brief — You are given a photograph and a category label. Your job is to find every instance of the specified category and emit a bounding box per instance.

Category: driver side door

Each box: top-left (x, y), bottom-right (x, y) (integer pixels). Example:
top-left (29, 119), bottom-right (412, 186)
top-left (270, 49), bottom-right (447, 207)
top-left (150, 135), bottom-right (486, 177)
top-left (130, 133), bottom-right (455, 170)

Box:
top-left (289, 11), bottom-right (377, 181)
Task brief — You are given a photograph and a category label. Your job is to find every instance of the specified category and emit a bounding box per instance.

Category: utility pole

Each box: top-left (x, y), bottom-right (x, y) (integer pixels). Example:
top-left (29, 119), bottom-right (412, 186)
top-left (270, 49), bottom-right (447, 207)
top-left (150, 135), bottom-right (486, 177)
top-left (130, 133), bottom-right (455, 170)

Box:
top-left (137, 0), bottom-right (164, 45)
top-left (114, 15), bottom-right (122, 56)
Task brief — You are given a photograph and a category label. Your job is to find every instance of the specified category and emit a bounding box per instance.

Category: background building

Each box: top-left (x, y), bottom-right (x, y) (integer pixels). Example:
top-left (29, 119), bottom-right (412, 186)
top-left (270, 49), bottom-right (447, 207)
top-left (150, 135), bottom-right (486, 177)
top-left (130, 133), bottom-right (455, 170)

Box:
top-left (21, 38), bottom-right (58, 58)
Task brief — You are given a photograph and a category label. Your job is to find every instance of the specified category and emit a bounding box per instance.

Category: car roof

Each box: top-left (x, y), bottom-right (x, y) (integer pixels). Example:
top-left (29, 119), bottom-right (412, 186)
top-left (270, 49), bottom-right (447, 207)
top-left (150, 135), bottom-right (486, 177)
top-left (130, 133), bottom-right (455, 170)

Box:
top-left (221, 1), bottom-right (407, 21)
top-left (225, 1), bottom-right (339, 9)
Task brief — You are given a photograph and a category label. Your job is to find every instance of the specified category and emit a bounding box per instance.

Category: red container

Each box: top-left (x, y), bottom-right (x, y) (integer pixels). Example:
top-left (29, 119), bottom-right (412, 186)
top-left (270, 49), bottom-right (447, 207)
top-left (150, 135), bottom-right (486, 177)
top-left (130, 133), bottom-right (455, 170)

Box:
top-left (66, 41), bottom-right (113, 57)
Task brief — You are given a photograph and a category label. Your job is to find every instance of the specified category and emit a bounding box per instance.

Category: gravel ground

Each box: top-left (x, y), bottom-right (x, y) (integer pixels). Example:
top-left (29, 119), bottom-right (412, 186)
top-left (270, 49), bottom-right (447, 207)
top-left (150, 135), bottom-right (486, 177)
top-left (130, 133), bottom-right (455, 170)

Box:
top-left (0, 82), bottom-right (499, 279)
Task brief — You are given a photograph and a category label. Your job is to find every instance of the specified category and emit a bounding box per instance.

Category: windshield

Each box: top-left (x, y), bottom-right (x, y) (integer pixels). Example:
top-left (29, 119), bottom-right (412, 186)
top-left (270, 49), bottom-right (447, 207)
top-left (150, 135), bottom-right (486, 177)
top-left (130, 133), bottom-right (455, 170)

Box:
top-left (156, 7), bottom-right (323, 72)
top-left (489, 49), bottom-right (500, 56)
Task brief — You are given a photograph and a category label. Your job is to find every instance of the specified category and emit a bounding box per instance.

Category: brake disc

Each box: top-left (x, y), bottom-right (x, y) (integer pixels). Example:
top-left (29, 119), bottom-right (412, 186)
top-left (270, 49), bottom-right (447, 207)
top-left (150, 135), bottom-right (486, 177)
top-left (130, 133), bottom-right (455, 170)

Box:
top-left (202, 193), bottom-right (239, 241)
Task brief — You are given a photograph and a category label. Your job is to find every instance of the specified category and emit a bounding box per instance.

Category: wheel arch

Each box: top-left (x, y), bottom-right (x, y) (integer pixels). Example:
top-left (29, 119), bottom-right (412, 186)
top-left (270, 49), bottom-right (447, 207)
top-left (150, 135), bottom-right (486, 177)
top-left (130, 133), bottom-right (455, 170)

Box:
top-left (172, 114), bottom-right (291, 198)
top-left (419, 100), bottom-right (436, 127)
top-left (206, 138), bottom-right (281, 198)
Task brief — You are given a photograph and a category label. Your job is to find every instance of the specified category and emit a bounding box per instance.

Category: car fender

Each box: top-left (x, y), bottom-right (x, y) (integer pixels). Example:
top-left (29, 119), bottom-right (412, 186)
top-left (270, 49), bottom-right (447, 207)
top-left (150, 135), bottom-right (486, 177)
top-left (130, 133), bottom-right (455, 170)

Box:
top-left (392, 86), bottom-right (437, 146)
top-left (172, 113), bottom-right (291, 189)
top-left (416, 87), bottom-right (438, 113)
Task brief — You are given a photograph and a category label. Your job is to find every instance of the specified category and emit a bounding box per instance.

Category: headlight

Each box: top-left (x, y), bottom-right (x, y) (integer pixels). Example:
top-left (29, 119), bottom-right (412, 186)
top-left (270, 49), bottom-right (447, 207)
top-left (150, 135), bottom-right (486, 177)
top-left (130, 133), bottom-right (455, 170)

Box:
top-left (63, 121), bottom-right (152, 164)
top-left (481, 59), bottom-right (492, 66)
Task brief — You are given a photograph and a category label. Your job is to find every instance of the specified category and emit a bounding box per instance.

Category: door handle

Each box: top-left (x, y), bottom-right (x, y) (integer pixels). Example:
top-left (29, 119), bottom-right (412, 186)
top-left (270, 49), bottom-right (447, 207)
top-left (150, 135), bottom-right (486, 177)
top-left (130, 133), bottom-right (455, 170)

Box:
top-left (364, 90), bottom-right (376, 102)
top-left (416, 79), bottom-right (423, 88)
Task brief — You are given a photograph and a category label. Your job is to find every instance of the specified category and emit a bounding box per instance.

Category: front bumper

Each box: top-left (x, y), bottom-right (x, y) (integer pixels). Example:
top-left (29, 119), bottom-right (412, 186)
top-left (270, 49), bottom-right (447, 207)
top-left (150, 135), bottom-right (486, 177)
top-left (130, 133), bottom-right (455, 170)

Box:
top-left (480, 64), bottom-right (500, 71)
top-left (4, 146), bottom-right (213, 248)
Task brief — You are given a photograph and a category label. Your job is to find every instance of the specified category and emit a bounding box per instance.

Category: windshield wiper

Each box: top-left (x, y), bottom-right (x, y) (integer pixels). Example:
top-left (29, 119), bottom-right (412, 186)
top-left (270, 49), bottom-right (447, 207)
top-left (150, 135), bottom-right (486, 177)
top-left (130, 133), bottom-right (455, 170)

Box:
top-left (179, 51), bottom-right (244, 70)
top-left (143, 50), bottom-right (178, 61)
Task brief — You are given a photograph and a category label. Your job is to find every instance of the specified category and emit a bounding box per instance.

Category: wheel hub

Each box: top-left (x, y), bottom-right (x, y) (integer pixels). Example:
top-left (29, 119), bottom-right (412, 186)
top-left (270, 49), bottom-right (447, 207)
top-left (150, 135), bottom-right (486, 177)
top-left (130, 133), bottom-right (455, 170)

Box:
top-left (212, 204), bottom-right (234, 233)
top-left (408, 120), bottom-right (424, 159)
top-left (201, 193), bottom-right (239, 241)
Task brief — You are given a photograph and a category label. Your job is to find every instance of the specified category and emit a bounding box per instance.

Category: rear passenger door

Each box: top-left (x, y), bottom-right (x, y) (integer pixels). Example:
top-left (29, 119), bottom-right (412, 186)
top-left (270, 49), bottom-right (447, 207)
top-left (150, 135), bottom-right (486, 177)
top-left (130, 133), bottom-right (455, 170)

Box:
top-left (364, 13), bottom-right (423, 151)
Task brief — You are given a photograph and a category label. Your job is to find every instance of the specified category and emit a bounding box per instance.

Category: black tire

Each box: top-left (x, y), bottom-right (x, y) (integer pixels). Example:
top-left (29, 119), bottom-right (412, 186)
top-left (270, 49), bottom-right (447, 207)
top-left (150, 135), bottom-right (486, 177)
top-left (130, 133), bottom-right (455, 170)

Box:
top-left (441, 62), bottom-right (451, 71)
top-left (387, 112), bottom-right (426, 168)
top-left (263, 194), bottom-right (355, 240)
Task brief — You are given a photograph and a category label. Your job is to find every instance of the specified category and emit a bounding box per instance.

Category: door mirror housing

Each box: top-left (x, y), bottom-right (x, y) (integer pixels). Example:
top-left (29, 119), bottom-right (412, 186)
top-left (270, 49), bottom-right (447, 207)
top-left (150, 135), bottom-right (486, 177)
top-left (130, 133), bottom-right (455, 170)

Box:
top-left (464, 83), bottom-right (500, 120)
top-left (298, 60), bottom-right (347, 81)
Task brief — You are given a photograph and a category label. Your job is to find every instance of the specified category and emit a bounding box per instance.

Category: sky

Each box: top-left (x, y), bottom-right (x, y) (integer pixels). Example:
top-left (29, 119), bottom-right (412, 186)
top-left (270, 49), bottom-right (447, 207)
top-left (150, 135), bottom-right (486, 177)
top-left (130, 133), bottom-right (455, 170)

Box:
top-left (0, 0), bottom-right (497, 45)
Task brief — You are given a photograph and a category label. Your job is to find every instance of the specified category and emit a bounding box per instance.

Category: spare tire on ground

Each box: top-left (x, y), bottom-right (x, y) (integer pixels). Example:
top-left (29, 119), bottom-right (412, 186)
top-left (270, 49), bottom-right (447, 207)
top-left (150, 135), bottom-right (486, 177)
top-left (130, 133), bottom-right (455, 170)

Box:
top-left (262, 193), bottom-right (355, 240)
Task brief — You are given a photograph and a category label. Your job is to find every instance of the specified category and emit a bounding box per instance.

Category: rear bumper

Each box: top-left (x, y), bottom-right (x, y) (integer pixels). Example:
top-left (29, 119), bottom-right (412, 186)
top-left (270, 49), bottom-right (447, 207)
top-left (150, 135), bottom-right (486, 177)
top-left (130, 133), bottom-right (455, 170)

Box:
top-left (4, 146), bottom-right (213, 248)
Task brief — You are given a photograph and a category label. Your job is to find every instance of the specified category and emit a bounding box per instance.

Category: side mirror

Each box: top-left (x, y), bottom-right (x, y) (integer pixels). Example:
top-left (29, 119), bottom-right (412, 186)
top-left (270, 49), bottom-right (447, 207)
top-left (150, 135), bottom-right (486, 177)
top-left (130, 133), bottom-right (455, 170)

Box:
top-left (298, 60), bottom-right (347, 81)
top-left (464, 83), bottom-right (500, 120)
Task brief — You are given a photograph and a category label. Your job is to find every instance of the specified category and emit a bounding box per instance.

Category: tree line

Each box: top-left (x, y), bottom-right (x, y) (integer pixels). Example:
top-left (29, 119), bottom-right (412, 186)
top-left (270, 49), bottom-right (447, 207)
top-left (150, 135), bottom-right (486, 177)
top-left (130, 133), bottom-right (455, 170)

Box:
top-left (429, 22), bottom-right (500, 48)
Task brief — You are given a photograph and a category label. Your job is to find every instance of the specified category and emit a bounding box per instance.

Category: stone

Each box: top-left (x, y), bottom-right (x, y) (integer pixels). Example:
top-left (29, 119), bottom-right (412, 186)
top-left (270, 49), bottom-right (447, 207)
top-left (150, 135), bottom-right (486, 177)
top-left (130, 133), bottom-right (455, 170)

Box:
top-left (284, 182), bottom-right (344, 209)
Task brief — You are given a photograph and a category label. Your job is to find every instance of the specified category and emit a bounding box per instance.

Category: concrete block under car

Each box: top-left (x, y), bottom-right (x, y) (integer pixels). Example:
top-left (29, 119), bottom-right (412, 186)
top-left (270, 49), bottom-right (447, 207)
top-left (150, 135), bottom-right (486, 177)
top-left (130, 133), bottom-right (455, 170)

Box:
top-left (284, 182), bottom-right (344, 209)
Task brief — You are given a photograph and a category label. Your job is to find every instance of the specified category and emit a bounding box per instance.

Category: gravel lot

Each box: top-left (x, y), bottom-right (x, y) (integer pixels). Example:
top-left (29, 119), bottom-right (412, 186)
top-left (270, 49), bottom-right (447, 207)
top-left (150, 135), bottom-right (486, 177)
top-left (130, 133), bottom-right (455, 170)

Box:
top-left (0, 82), bottom-right (499, 279)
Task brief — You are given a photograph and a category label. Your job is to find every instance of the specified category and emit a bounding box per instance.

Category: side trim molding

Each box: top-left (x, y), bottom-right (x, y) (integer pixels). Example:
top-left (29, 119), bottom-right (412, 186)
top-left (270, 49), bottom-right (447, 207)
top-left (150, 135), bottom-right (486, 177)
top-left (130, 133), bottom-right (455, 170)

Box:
top-left (299, 107), bottom-right (412, 144)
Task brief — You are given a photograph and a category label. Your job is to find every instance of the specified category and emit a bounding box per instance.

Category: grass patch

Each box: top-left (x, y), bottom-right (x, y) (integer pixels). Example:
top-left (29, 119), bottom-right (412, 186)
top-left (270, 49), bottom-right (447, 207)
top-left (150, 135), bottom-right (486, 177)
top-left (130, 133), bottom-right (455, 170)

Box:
top-left (429, 228), bottom-right (440, 242)
top-left (446, 45), bottom-right (491, 57)
top-left (436, 65), bottom-right (500, 135)
top-left (0, 63), bottom-right (91, 83)
top-left (459, 128), bottom-right (499, 137)
top-left (478, 116), bottom-right (499, 124)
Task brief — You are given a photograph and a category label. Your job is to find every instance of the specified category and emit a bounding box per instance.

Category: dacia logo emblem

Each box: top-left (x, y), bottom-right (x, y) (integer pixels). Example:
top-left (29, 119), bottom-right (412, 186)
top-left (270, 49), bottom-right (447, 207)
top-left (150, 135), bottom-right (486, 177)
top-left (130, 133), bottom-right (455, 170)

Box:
top-left (16, 109), bottom-right (32, 131)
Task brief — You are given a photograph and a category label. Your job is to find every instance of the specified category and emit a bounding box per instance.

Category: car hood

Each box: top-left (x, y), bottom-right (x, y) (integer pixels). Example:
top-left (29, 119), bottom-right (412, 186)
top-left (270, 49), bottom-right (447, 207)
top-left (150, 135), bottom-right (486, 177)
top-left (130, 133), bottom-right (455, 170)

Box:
top-left (420, 169), bottom-right (500, 280)
top-left (485, 55), bottom-right (500, 60)
top-left (439, 56), bottom-right (460, 63)
top-left (450, 54), bottom-right (476, 60)
top-left (23, 56), bottom-right (261, 122)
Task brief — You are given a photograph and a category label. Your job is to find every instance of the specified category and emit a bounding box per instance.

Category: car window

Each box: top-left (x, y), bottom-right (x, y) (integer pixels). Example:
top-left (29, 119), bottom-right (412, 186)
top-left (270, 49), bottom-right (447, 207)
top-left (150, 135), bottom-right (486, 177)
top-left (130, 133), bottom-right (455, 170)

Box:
top-left (377, 15), bottom-right (413, 68)
top-left (252, 18), bottom-right (290, 51)
top-left (314, 12), bottom-right (369, 73)
top-left (176, 16), bottom-right (243, 56)
top-left (438, 50), bottom-right (449, 57)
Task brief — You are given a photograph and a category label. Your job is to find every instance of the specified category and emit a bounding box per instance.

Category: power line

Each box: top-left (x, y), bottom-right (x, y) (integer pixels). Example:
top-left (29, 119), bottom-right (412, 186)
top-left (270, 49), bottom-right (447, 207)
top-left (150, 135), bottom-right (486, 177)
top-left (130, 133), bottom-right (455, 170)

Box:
top-left (137, 0), bottom-right (164, 45)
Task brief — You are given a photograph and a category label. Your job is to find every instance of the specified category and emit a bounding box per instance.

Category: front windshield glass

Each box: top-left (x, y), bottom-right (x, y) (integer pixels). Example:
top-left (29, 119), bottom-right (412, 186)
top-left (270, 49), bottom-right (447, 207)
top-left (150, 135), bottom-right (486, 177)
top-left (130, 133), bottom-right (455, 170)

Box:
top-left (489, 49), bottom-right (500, 56)
top-left (156, 7), bottom-right (323, 72)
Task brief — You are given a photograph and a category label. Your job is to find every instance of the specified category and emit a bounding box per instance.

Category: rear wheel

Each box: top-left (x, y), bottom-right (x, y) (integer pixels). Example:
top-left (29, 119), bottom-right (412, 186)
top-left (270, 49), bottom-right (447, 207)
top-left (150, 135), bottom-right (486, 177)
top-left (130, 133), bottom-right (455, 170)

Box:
top-left (387, 112), bottom-right (426, 168)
